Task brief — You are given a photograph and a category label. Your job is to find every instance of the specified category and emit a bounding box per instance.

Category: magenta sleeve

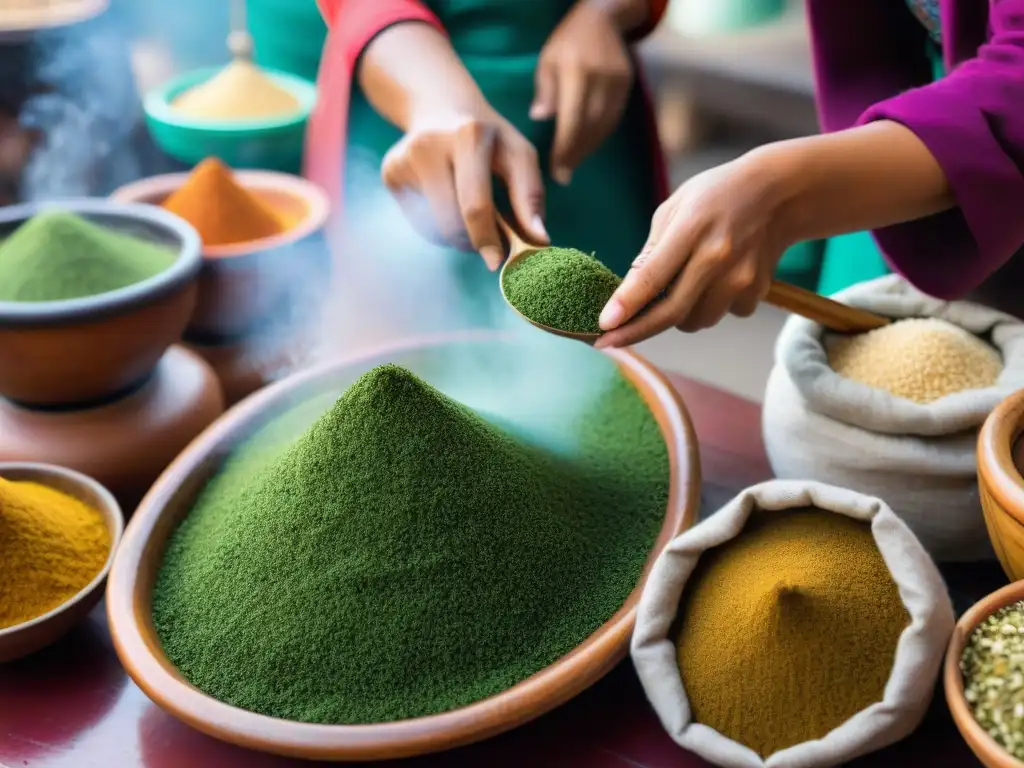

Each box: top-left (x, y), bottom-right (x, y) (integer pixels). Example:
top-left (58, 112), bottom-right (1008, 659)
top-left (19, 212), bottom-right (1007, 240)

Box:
top-left (857, 0), bottom-right (1024, 299)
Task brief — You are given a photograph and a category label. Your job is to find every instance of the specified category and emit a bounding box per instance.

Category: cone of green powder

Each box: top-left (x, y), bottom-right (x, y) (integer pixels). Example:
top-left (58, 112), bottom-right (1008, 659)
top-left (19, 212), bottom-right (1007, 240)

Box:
top-left (0, 211), bottom-right (177, 302)
top-left (153, 363), bottom-right (669, 724)
top-left (502, 247), bottom-right (621, 335)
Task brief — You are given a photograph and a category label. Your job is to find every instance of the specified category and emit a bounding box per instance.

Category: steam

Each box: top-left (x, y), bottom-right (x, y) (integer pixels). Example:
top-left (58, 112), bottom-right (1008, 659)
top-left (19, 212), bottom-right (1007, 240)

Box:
top-left (47, 5), bottom-right (619, 448)
top-left (301, 151), bottom-right (618, 455)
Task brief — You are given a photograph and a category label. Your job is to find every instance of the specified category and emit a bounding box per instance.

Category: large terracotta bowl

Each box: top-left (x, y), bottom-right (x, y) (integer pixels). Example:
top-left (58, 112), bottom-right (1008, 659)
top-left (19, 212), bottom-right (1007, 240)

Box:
top-left (946, 580), bottom-right (1024, 768)
top-left (106, 332), bottom-right (701, 761)
top-left (0, 199), bottom-right (200, 408)
top-left (112, 170), bottom-right (330, 340)
top-left (0, 462), bottom-right (123, 663)
top-left (978, 387), bottom-right (1024, 581)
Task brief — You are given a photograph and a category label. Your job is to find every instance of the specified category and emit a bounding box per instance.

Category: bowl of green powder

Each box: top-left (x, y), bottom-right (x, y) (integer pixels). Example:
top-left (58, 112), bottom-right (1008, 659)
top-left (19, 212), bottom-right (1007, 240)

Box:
top-left (948, 581), bottom-right (1024, 768)
top-left (107, 332), bottom-right (700, 760)
top-left (0, 199), bottom-right (201, 407)
top-left (501, 246), bottom-right (622, 342)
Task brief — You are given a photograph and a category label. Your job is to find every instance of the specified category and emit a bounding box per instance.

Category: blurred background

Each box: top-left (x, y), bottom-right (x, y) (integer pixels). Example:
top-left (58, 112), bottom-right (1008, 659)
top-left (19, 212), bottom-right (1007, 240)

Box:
top-left (2, 0), bottom-right (813, 401)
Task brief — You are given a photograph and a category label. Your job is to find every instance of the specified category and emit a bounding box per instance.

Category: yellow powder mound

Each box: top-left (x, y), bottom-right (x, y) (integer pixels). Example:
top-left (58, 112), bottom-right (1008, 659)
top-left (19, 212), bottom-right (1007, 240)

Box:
top-left (0, 478), bottom-right (111, 629)
top-left (676, 509), bottom-right (908, 759)
top-left (826, 317), bottom-right (1003, 403)
top-left (171, 60), bottom-right (300, 121)
top-left (162, 157), bottom-right (286, 246)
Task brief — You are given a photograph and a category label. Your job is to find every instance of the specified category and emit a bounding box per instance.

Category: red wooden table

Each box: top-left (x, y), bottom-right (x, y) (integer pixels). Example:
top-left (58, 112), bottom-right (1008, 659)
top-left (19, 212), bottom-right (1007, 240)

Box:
top-left (0, 374), bottom-right (1003, 768)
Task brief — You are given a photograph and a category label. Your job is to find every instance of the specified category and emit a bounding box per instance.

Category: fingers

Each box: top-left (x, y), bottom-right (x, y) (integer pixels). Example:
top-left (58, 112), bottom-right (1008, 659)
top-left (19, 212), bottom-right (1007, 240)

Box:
top-left (493, 137), bottom-right (549, 245)
top-left (550, 65), bottom-right (586, 186)
top-left (452, 122), bottom-right (503, 270)
top-left (598, 200), bottom-right (688, 331)
top-left (596, 236), bottom-right (735, 348)
top-left (382, 139), bottom-right (462, 248)
top-left (530, 59), bottom-right (558, 121)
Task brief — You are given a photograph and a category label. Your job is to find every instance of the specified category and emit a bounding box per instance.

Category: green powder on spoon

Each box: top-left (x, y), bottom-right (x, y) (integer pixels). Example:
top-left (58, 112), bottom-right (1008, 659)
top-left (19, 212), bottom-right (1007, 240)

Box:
top-left (503, 247), bottom-right (622, 335)
top-left (153, 363), bottom-right (668, 724)
top-left (0, 211), bottom-right (177, 302)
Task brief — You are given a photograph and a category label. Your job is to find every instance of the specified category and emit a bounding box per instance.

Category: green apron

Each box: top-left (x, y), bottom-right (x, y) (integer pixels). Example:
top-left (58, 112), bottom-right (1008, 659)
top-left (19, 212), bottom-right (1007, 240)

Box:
top-left (344, 0), bottom-right (660, 323)
top-left (816, 43), bottom-right (945, 295)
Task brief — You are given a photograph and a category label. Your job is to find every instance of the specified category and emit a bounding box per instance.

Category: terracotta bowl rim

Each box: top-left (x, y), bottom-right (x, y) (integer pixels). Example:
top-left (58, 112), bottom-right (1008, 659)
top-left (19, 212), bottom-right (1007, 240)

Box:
top-left (106, 329), bottom-right (702, 761)
top-left (110, 170), bottom-right (330, 259)
top-left (144, 67), bottom-right (315, 134)
top-left (0, 198), bottom-right (201, 326)
top-left (978, 388), bottom-right (1024, 526)
top-left (0, 461), bottom-right (124, 637)
top-left (945, 579), bottom-right (1024, 768)
top-left (0, 0), bottom-right (107, 35)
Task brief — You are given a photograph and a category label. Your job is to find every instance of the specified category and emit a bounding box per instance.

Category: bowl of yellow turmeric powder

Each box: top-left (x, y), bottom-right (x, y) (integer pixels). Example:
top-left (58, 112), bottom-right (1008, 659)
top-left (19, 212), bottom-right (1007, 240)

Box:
top-left (0, 462), bottom-right (123, 663)
top-left (978, 388), bottom-right (1024, 582)
top-left (112, 159), bottom-right (330, 339)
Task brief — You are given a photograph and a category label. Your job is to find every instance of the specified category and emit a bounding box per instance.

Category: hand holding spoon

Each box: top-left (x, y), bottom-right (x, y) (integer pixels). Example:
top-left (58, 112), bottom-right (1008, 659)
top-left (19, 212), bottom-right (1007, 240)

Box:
top-left (497, 215), bottom-right (891, 343)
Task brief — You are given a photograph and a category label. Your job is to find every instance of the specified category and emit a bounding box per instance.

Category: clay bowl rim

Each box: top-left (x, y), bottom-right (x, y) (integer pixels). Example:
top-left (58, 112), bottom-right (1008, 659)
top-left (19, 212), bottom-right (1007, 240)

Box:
top-left (978, 387), bottom-right (1024, 528)
top-left (144, 66), bottom-right (316, 134)
top-left (0, 461), bottom-right (124, 638)
top-left (945, 579), bottom-right (1024, 768)
top-left (106, 329), bottom-right (702, 761)
top-left (499, 250), bottom-right (603, 346)
top-left (110, 170), bottom-right (330, 259)
top-left (0, 0), bottom-right (108, 36)
top-left (0, 198), bottom-right (201, 326)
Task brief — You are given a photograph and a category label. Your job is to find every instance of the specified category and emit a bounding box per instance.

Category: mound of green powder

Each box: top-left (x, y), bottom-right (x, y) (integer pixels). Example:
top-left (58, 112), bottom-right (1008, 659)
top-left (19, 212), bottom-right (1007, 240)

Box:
top-left (0, 211), bottom-right (177, 302)
top-left (153, 363), bottom-right (668, 724)
top-left (503, 247), bottom-right (622, 334)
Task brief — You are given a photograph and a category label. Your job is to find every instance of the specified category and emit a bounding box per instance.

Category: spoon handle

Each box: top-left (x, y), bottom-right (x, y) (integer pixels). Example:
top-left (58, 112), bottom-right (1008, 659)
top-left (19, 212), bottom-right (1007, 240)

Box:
top-left (496, 214), bottom-right (544, 261)
top-left (766, 280), bottom-right (890, 333)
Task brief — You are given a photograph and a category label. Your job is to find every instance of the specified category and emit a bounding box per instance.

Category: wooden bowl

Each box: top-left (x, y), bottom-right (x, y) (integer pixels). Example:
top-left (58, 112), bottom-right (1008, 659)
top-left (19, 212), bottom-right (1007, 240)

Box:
top-left (106, 332), bottom-right (701, 761)
top-left (0, 0), bottom-right (108, 39)
top-left (978, 388), bottom-right (1024, 581)
top-left (111, 171), bottom-right (330, 340)
top-left (945, 580), bottom-right (1024, 768)
top-left (0, 199), bottom-right (200, 408)
top-left (0, 462), bottom-right (123, 662)
top-left (0, 346), bottom-right (225, 513)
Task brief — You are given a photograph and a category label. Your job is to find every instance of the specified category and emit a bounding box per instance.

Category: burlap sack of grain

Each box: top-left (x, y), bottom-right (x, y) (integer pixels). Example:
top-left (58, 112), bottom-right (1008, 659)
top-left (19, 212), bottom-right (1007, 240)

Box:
top-left (762, 274), bottom-right (1024, 561)
top-left (631, 480), bottom-right (956, 768)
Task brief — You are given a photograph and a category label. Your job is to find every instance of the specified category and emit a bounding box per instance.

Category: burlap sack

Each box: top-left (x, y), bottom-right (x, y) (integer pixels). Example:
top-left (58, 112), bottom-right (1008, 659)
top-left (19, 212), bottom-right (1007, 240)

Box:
top-left (762, 274), bottom-right (1024, 561)
top-left (631, 480), bottom-right (955, 768)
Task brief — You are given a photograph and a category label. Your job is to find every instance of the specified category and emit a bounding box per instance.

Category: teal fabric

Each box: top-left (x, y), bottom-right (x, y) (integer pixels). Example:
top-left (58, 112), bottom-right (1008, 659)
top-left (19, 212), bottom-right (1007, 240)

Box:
top-left (775, 240), bottom-right (824, 291)
top-left (815, 39), bottom-right (944, 295)
top-left (344, 0), bottom-right (660, 326)
top-left (247, 0), bottom-right (327, 81)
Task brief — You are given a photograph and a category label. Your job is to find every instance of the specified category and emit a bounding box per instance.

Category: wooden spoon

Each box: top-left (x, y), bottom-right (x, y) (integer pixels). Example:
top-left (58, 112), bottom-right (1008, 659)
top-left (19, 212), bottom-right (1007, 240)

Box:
top-left (497, 215), bottom-right (891, 340)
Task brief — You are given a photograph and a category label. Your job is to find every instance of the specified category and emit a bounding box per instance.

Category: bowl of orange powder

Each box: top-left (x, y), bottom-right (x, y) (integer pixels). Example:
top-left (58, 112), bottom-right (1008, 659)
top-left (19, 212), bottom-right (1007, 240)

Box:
top-left (112, 158), bottom-right (330, 339)
top-left (0, 462), bottom-right (123, 662)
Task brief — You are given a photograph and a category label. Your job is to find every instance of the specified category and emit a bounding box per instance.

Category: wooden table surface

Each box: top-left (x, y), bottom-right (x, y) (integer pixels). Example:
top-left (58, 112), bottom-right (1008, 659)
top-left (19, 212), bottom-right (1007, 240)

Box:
top-left (0, 373), bottom-right (1004, 768)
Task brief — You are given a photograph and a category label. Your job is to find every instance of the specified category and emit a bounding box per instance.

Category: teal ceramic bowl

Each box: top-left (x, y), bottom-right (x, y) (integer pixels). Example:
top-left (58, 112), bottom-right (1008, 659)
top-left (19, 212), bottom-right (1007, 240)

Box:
top-left (144, 67), bottom-right (316, 174)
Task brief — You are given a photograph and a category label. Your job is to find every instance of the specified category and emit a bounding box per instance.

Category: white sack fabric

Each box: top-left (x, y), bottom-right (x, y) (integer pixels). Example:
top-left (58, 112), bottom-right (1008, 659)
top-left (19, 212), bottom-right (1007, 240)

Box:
top-left (631, 480), bottom-right (955, 768)
top-left (762, 274), bottom-right (1024, 561)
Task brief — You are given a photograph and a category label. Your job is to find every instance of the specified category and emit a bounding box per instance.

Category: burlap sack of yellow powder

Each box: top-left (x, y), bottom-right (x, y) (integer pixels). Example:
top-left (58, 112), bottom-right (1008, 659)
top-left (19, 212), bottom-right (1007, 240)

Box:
top-left (631, 480), bottom-right (955, 768)
top-left (762, 274), bottom-right (1024, 562)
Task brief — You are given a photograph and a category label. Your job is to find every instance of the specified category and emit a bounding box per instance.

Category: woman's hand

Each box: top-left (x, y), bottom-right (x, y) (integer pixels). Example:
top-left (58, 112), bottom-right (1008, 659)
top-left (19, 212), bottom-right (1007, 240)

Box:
top-left (381, 104), bottom-right (549, 271)
top-left (361, 23), bottom-right (549, 269)
top-left (595, 149), bottom-right (794, 347)
top-left (531, 1), bottom-right (634, 185)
